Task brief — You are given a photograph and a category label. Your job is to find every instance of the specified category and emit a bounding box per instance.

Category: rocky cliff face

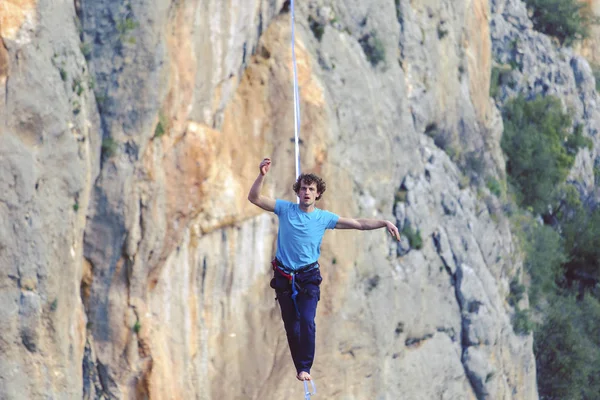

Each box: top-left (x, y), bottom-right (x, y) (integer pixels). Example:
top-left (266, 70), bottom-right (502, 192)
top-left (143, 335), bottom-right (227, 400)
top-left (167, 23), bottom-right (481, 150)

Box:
top-left (4, 0), bottom-right (597, 398)
top-left (491, 0), bottom-right (600, 194)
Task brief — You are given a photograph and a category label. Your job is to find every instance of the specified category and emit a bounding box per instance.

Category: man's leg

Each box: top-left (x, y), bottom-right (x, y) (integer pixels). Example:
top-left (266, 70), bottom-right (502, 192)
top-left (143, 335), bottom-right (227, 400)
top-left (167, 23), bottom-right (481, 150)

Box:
top-left (276, 293), bottom-right (302, 372)
top-left (295, 286), bottom-right (319, 378)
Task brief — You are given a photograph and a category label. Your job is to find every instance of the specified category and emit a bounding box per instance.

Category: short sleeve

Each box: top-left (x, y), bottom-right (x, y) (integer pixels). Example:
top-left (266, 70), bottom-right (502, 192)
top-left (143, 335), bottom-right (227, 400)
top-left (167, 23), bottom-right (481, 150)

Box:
top-left (274, 199), bottom-right (292, 216)
top-left (324, 211), bottom-right (339, 229)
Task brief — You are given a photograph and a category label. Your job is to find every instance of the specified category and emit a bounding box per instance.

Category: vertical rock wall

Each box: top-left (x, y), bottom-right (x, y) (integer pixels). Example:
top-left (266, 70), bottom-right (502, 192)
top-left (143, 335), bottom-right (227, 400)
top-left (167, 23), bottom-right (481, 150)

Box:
top-left (3, 0), bottom-right (583, 398)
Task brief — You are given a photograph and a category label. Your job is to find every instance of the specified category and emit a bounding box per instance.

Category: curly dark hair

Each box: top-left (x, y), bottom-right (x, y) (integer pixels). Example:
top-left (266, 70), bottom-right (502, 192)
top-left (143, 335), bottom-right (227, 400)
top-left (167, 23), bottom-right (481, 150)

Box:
top-left (293, 173), bottom-right (326, 200)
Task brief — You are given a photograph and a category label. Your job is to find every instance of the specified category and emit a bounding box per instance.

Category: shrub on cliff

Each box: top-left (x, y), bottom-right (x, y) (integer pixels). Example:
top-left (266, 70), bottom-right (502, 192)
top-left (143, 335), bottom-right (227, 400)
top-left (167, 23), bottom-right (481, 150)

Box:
top-left (560, 202), bottom-right (600, 286)
top-left (524, 0), bottom-right (595, 45)
top-left (510, 200), bottom-right (600, 399)
top-left (502, 92), bottom-right (600, 398)
top-left (535, 294), bottom-right (600, 399)
top-left (359, 31), bottom-right (385, 67)
top-left (501, 95), bottom-right (582, 214)
top-left (512, 213), bottom-right (565, 307)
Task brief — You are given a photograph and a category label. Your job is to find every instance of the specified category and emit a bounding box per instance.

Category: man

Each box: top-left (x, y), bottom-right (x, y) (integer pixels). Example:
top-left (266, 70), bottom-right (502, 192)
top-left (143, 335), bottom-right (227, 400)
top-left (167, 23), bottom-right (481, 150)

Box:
top-left (248, 158), bottom-right (400, 382)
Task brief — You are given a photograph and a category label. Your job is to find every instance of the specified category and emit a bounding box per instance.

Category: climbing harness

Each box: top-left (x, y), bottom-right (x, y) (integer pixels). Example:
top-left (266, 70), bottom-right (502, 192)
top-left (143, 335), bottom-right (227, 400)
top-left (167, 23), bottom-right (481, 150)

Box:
top-left (271, 259), bottom-right (318, 319)
top-left (290, 0), bottom-right (301, 181)
top-left (303, 379), bottom-right (317, 400)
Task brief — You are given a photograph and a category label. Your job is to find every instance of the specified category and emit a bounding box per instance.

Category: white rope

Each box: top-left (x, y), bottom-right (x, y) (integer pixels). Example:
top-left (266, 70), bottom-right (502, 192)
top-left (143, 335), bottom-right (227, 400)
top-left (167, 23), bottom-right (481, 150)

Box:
top-left (291, 11), bottom-right (318, 395)
top-left (291, 0), bottom-right (301, 181)
top-left (291, 16), bottom-right (317, 397)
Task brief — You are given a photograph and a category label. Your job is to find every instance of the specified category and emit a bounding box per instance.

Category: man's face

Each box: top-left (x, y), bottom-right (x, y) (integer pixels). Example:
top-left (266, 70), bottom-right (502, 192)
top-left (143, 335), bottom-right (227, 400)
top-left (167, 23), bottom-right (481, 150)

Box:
top-left (298, 180), bottom-right (319, 206)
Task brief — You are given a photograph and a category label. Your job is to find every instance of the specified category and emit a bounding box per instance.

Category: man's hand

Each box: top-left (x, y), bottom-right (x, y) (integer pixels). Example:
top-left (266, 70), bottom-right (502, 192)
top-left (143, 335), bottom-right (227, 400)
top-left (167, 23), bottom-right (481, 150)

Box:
top-left (336, 218), bottom-right (402, 241)
top-left (386, 221), bottom-right (401, 241)
top-left (248, 158), bottom-right (276, 212)
top-left (260, 158), bottom-right (271, 176)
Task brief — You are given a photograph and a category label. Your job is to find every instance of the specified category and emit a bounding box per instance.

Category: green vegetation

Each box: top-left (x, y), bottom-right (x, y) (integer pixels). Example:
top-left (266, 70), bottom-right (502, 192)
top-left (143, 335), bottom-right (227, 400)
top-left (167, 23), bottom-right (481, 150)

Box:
top-left (359, 32), bottom-right (385, 67)
top-left (95, 92), bottom-right (107, 108)
top-left (308, 15), bottom-right (325, 41)
top-left (133, 320), bottom-right (141, 334)
top-left (524, 0), bottom-right (596, 45)
top-left (535, 295), bottom-right (600, 399)
top-left (117, 17), bottom-right (138, 35)
top-left (117, 17), bottom-right (138, 45)
top-left (518, 217), bottom-right (565, 307)
top-left (592, 63), bottom-right (600, 92)
top-left (507, 196), bottom-right (600, 397)
top-left (561, 202), bottom-right (600, 285)
top-left (394, 188), bottom-right (408, 203)
top-left (401, 223), bottom-right (422, 250)
top-left (501, 95), bottom-right (583, 214)
top-left (499, 92), bottom-right (600, 397)
top-left (80, 42), bottom-right (92, 59)
top-left (512, 307), bottom-right (533, 335)
top-left (101, 138), bottom-right (117, 158)
top-left (486, 177), bottom-right (502, 197)
top-left (72, 78), bottom-right (84, 96)
top-left (566, 124), bottom-right (593, 153)
top-left (154, 112), bottom-right (168, 138)
top-left (490, 65), bottom-right (514, 98)
top-left (508, 277), bottom-right (526, 306)
top-left (463, 151), bottom-right (485, 180)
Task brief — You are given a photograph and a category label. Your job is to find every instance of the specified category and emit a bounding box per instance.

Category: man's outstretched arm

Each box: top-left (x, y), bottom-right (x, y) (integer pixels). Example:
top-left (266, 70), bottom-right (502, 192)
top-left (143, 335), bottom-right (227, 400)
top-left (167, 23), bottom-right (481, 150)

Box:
top-left (248, 158), bottom-right (276, 212)
top-left (336, 217), bottom-right (401, 241)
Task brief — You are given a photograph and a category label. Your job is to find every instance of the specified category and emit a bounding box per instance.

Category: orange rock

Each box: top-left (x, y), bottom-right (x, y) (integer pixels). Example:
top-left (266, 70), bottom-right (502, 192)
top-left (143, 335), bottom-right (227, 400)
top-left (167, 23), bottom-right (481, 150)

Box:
top-left (0, 0), bottom-right (36, 40)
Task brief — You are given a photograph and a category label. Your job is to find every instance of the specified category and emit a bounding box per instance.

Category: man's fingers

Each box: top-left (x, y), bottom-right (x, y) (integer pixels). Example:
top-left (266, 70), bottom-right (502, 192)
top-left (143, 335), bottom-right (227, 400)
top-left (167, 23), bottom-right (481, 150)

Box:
top-left (259, 158), bottom-right (271, 175)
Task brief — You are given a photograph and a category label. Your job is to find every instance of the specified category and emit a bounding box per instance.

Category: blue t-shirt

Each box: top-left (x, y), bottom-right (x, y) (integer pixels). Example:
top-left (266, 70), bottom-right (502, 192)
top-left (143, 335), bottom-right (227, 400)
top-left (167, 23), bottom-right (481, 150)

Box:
top-left (274, 199), bottom-right (339, 271)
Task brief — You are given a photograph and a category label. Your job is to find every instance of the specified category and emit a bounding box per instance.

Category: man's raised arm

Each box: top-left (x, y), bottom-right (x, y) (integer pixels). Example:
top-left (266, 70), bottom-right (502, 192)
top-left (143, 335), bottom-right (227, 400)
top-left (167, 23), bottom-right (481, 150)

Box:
top-left (247, 158), bottom-right (276, 212)
top-left (336, 217), bottom-right (401, 241)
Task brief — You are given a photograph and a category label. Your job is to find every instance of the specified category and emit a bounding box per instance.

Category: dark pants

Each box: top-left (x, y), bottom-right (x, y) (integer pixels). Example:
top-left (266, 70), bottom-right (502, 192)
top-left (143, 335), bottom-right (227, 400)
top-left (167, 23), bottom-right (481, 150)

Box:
top-left (270, 267), bottom-right (322, 374)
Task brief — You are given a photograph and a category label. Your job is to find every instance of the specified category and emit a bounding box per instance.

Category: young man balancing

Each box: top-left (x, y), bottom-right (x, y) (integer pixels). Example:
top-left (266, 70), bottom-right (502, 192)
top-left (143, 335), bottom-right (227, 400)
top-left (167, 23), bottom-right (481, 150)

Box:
top-left (248, 158), bottom-right (401, 382)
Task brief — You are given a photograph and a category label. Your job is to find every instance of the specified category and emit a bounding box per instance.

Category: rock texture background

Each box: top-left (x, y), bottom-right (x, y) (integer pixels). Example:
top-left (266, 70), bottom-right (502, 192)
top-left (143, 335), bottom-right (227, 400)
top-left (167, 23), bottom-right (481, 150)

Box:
top-left (2, 0), bottom-right (599, 398)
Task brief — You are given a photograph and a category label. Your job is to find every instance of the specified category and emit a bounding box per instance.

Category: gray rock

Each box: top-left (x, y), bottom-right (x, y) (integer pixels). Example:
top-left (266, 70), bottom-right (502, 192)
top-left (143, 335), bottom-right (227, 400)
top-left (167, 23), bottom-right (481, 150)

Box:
top-left (463, 346), bottom-right (494, 399)
top-left (442, 191), bottom-right (458, 216)
top-left (394, 201), bottom-right (407, 229)
top-left (397, 235), bottom-right (412, 257)
top-left (19, 291), bottom-right (42, 353)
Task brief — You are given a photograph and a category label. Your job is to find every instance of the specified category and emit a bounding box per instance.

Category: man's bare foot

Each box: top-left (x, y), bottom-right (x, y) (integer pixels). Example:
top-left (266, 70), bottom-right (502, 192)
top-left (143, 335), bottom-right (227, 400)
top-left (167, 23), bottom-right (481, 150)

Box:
top-left (297, 371), bottom-right (311, 381)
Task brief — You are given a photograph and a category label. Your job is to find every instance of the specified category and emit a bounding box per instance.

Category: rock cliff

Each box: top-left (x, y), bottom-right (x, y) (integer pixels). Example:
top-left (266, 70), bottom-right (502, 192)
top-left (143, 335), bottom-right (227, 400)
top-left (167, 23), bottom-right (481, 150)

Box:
top-left (3, 0), bottom-right (596, 398)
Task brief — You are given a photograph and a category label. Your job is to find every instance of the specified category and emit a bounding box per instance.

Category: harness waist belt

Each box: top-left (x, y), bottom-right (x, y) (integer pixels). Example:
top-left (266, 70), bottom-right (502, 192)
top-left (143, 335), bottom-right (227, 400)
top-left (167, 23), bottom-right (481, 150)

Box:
top-left (273, 258), bottom-right (318, 276)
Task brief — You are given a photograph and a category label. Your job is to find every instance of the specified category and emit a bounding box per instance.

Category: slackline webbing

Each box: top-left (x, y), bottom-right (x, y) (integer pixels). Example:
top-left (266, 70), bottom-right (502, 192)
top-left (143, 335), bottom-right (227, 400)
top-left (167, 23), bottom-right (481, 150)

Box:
top-left (290, 5), bottom-right (318, 397)
top-left (303, 379), bottom-right (317, 399)
top-left (291, 0), bottom-right (302, 185)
